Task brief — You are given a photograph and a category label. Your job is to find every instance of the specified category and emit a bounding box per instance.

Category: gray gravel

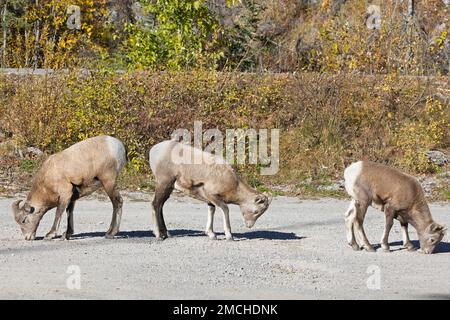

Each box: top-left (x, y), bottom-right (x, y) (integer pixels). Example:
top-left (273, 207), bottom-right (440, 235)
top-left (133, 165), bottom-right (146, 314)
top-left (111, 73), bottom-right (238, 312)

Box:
top-left (0, 195), bottom-right (449, 300)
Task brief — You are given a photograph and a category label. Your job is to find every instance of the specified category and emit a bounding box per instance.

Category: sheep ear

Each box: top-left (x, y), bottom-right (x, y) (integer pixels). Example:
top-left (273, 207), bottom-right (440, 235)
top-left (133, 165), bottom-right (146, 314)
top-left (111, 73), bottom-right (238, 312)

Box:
top-left (255, 195), bottom-right (265, 204)
top-left (430, 223), bottom-right (445, 233)
top-left (11, 200), bottom-right (26, 223)
top-left (24, 203), bottom-right (35, 214)
top-left (17, 200), bottom-right (25, 210)
top-left (16, 201), bottom-right (34, 214)
top-left (263, 192), bottom-right (273, 205)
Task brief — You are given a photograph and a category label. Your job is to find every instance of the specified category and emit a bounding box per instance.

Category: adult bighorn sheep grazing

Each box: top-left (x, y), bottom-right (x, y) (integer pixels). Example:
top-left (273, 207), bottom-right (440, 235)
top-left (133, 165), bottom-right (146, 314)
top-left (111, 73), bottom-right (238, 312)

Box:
top-left (11, 136), bottom-right (127, 241)
top-left (149, 140), bottom-right (272, 241)
top-left (344, 161), bottom-right (446, 254)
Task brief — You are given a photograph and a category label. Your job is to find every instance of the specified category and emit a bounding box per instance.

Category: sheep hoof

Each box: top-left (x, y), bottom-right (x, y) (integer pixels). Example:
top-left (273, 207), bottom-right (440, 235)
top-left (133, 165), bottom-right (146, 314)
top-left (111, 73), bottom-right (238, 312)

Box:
top-left (363, 245), bottom-right (376, 252)
top-left (225, 235), bottom-right (234, 241)
top-left (405, 245), bottom-right (416, 252)
top-left (155, 233), bottom-right (169, 241)
top-left (44, 233), bottom-right (56, 241)
top-left (350, 243), bottom-right (360, 251)
top-left (62, 232), bottom-right (73, 240)
top-left (206, 232), bottom-right (217, 240)
top-left (105, 233), bottom-right (115, 239)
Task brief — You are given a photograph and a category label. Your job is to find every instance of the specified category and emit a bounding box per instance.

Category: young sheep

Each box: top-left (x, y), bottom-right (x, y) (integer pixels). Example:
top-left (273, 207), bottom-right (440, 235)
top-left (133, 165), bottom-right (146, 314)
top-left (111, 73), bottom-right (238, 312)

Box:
top-left (344, 161), bottom-right (446, 254)
top-left (149, 140), bottom-right (272, 241)
top-left (11, 136), bottom-right (127, 241)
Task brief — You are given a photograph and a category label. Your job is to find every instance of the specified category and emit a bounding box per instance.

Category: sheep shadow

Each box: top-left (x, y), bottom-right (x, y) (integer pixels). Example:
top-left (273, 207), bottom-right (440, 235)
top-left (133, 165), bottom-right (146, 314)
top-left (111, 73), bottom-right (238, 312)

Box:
top-left (233, 230), bottom-right (303, 240)
top-left (374, 240), bottom-right (450, 254)
top-left (70, 229), bottom-right (303, 241)
top-left (71, 229), bottom-right (205, 239)
top-left (70, 230), bottom-right (153, 240)
top-left (415, 293), bottom-right (450, 300)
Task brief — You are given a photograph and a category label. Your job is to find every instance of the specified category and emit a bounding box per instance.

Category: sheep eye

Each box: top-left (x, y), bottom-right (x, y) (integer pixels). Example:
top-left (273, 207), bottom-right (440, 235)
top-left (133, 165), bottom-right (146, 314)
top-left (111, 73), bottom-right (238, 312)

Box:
top-left (429, 238), bottom-right (436, 244)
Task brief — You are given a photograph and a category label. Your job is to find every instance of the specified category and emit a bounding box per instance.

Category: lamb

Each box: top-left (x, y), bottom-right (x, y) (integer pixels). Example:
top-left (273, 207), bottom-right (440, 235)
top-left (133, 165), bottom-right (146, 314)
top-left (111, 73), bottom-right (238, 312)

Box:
top-left (11, 135), bottom-right (127, 241)
top-left (148, 140), bottom-right (272, 241)
top-left (344, 160), bottom-right (446, 254)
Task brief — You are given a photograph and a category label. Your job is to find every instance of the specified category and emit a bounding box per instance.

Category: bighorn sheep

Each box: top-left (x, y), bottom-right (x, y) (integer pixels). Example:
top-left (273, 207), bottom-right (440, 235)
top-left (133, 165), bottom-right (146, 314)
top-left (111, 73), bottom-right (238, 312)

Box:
top-left (344, 161), bottom-right (446, 254)
top-left (11, 136), bottom-right (127, 241)
top-left (149, 140), bottom-right (272, 240)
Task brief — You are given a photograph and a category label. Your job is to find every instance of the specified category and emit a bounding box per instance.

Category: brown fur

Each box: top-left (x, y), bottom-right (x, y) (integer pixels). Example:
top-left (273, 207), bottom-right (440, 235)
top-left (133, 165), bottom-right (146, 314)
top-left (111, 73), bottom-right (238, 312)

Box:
top-left (11, 136), bottom-right (127, 241)
top-left (344, 161), bottom-right (446, 253)
top-left (149, 140), bottom-right (272, 240)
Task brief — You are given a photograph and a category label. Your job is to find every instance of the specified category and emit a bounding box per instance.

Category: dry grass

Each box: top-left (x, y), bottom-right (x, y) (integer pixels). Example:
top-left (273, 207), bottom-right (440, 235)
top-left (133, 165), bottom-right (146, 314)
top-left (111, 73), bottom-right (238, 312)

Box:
top-left (0, 71), bottom-right (448, 198)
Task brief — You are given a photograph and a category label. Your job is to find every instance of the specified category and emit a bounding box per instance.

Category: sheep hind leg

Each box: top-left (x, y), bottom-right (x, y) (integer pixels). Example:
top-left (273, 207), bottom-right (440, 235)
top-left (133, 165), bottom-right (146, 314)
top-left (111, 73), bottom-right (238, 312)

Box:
top-left (353, 201), bottom-right (374, 252)
top-left (105, 189), bottom-right (123, 239)
top-left (62, 200), bottom-right (76, 240)
top-left (344, 199), bottom-right (359, 251)
top-left (62, 184), bottom-right (80, 240)
top-left (152, 179), bottom-right (175, 240)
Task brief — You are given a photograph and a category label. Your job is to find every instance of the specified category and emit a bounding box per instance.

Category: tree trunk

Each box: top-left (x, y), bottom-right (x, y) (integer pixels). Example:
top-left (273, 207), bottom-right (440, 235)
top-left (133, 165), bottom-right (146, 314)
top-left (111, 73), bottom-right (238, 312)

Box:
top-left (33, 0), bottom-right (39, 68)
top-left (1, 1), bottom-right (7, 68)
top-left (407, 0), bottom-right (415, 18)
top-left (406, 0), bottom-right (415, 71)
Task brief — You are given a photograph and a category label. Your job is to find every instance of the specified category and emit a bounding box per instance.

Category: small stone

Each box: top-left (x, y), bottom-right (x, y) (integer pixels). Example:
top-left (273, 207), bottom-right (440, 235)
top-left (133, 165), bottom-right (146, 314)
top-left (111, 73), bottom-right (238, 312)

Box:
top-left (426, 150), bottom-right (449, 167)
top-left (26, 147), bottom-right (43, 157)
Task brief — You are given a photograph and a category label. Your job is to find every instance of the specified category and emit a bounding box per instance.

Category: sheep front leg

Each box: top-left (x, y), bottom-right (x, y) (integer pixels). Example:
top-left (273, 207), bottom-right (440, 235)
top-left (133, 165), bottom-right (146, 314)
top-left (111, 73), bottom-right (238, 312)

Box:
top-left (152, 180), bottom-right (174, 240)
top-left (45, 200), bottom-right (69, 240)
top-left (400, 221), bottom-right (415, 251)
top-left (380, 206), bottom-right (395, 252)
top-left (217, 202), bottom-right (233, 241)
top-left (205, 204), bottom-right (217, 239)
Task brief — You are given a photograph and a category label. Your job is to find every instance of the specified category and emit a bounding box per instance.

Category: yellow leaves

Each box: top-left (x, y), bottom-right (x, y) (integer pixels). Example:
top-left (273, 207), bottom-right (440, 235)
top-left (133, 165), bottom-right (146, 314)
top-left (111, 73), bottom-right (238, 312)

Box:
top-left (225, 0), bottom-right (240, 7)
top-left (53, 15), bottom-right (66, 28)
top-left (312, 1), bottom-right (446, 75)
top-left (82, 23), bottom-right (93, 37)
top-left (394, 98), bottom-right (449, 173)
top-left (58, 35), bottom-right (77, 50)
top-left (2, 0), bottom-right (110, 68)
top-left (1, 71), bottom-right (447, 182)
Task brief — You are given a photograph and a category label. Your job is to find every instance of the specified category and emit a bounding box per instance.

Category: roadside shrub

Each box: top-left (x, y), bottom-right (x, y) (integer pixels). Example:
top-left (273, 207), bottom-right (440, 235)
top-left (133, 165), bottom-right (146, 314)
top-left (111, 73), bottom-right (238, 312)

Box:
top-left (0, 71), bottom-right (448, 186)
top-left (394, 97), bottom-right (450, 173)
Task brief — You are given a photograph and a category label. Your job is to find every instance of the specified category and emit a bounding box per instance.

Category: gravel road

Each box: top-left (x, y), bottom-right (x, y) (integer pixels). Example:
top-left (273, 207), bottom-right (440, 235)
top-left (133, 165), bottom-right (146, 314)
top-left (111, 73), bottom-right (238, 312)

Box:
top-left (0, 194), bottom-right (449, 300)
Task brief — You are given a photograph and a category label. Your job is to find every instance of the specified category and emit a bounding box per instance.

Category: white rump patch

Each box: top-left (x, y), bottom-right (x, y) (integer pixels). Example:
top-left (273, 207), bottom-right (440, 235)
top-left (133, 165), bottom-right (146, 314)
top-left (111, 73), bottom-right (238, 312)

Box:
top-left (106, 136), bottom-right (126, 171)
top-left (149, 140), bottom-right (172, 175)
top-left (344, 161), bottom-right (362, 199)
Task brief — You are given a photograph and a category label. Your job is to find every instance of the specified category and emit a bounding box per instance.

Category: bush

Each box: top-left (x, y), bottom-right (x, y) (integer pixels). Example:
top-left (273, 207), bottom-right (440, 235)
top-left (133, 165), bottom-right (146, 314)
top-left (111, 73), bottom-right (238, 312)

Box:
top-left (0, 71), bottom-right (448, 186)
top-left (395, 97), bottom-right (450, 172)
